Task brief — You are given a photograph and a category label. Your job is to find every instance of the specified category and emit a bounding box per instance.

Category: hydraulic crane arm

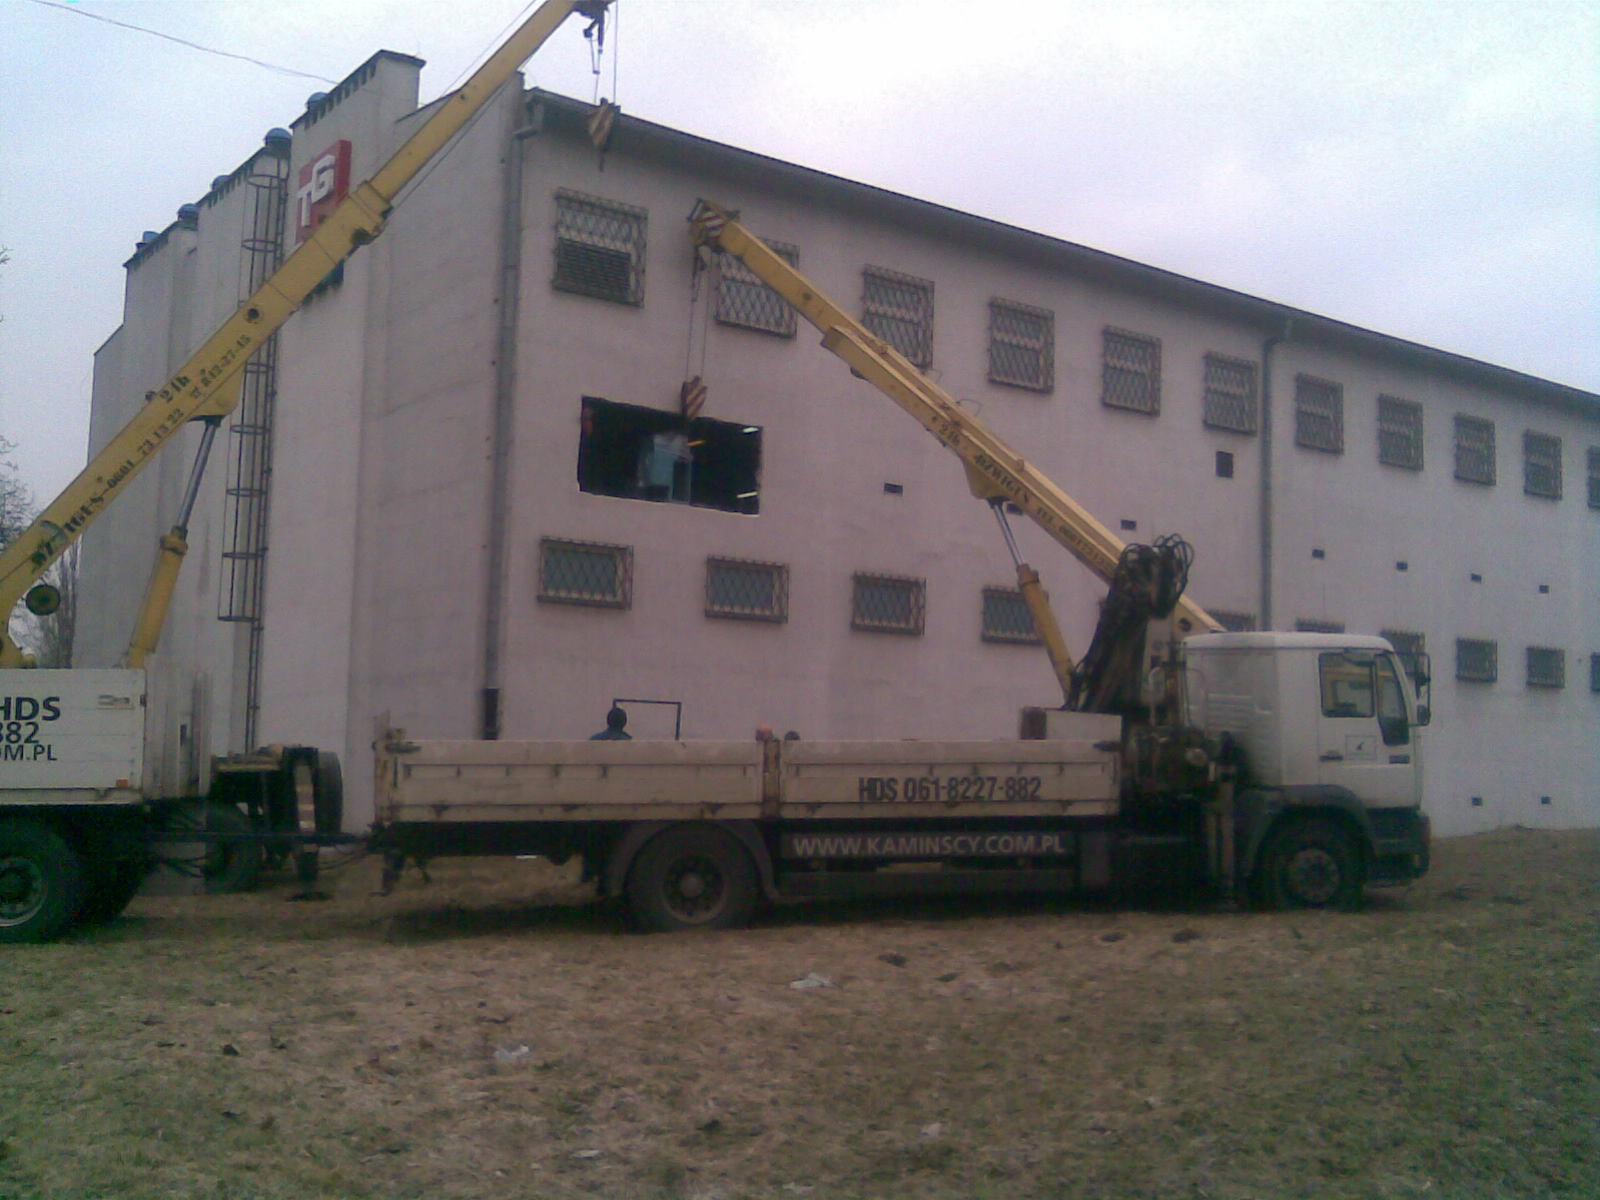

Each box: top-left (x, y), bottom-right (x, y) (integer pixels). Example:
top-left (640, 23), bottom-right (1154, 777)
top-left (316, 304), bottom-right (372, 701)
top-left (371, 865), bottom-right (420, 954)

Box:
top-left (688, 200), bottom-right (1221, 708)
top-left (0, 0), bottom-right (609, 669)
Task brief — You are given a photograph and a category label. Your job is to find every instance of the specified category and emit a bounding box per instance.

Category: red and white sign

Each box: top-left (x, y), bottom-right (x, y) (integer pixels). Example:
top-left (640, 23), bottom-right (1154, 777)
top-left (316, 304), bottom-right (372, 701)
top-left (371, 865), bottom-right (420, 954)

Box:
top-left (294, 139), bottom-right (352, 245)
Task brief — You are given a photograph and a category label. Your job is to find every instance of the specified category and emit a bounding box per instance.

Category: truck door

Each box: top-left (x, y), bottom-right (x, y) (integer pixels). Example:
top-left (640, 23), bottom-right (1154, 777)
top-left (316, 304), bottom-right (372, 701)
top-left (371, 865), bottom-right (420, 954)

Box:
top-left (1315, 650), bottom-right (1415, 808)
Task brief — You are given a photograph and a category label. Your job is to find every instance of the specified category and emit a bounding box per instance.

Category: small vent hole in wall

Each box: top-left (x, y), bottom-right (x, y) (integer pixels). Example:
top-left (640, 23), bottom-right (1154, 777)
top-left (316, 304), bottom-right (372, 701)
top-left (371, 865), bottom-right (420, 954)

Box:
top-left (1312, 548), bottom-right (1326, 560)
top-left (1540, 796), bottom-right (1552, 806)
top-left (1396, 561), bottom-right (1408, 572)
top-left (1538, 584), bottom-right (1549, 594)
top-left (1120, 519), bottom-right (1137, 531)
top-left (1215, 450), bottom-right (1234, 478)
top-left (883, 482), bottom-right (903, 495)
top-left (1471, 796), bottom-right (1483, 807)
top-left (1470, 573), bottom-right (1483, 583)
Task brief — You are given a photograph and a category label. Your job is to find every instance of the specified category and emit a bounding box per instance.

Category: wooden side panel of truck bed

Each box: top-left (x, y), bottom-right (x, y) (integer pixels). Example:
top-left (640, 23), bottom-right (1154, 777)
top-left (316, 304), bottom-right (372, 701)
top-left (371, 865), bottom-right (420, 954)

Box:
top-left (377, 739), bottom-right (766, 823)
top-left (377, 718), bottom-right (1122, 825)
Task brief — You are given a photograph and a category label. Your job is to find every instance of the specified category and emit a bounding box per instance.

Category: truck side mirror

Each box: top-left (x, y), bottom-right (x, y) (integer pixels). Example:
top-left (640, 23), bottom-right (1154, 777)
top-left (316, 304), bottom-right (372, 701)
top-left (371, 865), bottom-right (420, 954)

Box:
top-left (1416, 703), bottom-right (1431, 728)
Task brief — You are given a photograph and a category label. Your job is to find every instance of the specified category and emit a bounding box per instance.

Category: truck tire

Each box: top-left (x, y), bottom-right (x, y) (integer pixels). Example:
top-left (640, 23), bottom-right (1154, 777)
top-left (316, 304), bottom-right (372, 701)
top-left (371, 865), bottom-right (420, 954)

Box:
top-left (1258, 818), bottom-right (1364, 911)
top-left (313, 751), bottom-right (344, 834)
top-left (625, 825), bottom-right (758, 933)
top-left (0, 821), bottom-right (87, 944)
top-left (164, 801), bottom-right (262, 894)
top-left (77, 858), bottom-right (150, 927)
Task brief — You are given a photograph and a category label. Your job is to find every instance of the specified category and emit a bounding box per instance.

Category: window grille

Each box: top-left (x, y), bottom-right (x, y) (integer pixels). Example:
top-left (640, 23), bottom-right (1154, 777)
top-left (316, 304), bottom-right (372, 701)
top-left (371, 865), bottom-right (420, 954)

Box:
top-left (988, 300), bottom-right (1053, 391)
top-left (1295, 618), bottom-right (1345, 634)
top-left (1381, 629), bottom-right (1427, 685)
top-left (705, 557), bottom-right (788, 622)
top-left (862, 267), bottom-right (934, 368)
top-left (1202, 354), bottom-right (1258, 434)
top-left (851, 573), bottom-right (925, 635)
top-left (1101, 328), bottom-right (1160, 415)
top-left (1590, 652), bottom-right (1600, 694)
top-left (537, 538), bottom-right (632, 608)
top-left (1588, 447), bottom-right (1600, 510)
top-left (1526, 646), bottom-right (1565, 689)
top-left (1378, 395), bottom-right (1424, 470)
top-left (1455, 638), bottom-right (1497, 683)
top-left (714, 238), bottom-right (798, 337)
top-left (1454, 415), bottom-right (1495, 485)
top-left (552, 190), bottom-right (646, 305)
top-left (1209, 609), bottom-right (1257, 632)
top-left (980, 587), bottom-right (1040, 644)
top-left (1294, 375), bottom-right (1343, 453)
top-left (1523, 431), bottom-right (1562, 499)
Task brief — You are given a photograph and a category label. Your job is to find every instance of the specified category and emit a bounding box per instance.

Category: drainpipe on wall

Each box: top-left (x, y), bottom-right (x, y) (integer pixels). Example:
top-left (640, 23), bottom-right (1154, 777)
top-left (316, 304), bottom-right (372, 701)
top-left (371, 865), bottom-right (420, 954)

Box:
top-left (481, 102), bottom-right (540, 740)
top-left (1259, 317), bottom-right (1293, 630)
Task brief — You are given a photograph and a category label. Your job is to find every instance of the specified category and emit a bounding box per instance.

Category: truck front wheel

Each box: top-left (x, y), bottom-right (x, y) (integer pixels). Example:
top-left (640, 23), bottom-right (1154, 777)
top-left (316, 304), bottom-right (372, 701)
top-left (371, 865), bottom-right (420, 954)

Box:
top-left (625, 826), bottom-right (758, 932)
top-left (1258, 819), bottom-right (1364, 911)
top-left (0, 821), bottom-right (86, 944)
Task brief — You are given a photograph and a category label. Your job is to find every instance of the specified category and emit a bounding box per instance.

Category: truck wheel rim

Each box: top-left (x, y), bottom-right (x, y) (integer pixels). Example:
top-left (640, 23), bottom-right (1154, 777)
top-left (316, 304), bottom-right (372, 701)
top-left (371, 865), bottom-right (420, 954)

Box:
top-left (664, 855), bottom-right (726, 923)
top-left (0, 857), bottom-right (46, 926)
top-left (1286, 848), bottom-right (1340, 905)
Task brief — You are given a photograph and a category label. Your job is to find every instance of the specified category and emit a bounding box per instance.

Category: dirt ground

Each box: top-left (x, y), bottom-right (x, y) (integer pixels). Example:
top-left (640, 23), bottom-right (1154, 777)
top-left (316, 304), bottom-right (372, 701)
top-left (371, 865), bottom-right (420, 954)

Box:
top-left (2, 828), bottom-right (1596, 1200)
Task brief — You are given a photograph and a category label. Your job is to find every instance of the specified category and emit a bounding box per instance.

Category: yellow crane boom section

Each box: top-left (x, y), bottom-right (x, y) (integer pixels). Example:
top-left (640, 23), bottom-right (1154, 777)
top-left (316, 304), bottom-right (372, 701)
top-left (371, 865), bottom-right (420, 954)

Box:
top-left (687, 201), bottom-right (1221, 640)
top-left (0, 0), bottom-right (608, 668)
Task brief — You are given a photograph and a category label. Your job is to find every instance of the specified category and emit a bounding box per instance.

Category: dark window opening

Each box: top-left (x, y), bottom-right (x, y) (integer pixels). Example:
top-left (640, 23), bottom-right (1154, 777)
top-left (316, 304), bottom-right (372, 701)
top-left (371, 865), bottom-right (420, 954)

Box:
top-left (578, 397), bottom-right (762, 515)
top-left (1216, 450), bottom-right (1234, 478)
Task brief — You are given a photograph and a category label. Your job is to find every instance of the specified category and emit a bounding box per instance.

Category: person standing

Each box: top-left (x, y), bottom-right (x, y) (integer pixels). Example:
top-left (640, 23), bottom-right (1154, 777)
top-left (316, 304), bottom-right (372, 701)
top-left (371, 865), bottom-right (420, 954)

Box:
top-left (591, 706), bottom-right (631, 740)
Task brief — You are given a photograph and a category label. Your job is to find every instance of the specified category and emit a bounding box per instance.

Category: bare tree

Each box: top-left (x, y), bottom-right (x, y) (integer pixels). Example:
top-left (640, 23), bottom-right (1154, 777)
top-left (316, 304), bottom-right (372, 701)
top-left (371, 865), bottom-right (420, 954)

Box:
top-left (0, 435), bottom-right (31, 551)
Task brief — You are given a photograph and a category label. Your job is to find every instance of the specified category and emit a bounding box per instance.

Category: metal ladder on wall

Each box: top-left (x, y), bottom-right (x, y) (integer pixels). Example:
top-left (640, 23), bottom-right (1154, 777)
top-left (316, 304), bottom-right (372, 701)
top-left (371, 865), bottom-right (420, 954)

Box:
top-left (218, 144), bottom-right (290, 750)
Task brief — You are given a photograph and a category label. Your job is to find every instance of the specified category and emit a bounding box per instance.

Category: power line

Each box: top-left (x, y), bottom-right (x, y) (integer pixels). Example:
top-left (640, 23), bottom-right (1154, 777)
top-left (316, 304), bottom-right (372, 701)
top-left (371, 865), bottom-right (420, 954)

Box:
top-left (26, 0), bottom-right (338, 84)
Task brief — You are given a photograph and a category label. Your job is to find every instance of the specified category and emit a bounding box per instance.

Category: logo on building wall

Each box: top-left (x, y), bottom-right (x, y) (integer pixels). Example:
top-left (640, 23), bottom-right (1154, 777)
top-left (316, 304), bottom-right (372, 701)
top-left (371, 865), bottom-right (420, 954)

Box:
top-left (294, 140), bottom-right (352, 245)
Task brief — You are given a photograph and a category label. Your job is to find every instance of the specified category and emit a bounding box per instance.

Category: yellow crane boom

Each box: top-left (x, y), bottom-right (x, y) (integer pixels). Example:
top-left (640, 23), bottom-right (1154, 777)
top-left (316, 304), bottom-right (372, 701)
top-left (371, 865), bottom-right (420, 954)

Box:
top-left (688, 200), bottom-right (1221, 707)
top-left (0, 0), bottom-right (609, 669)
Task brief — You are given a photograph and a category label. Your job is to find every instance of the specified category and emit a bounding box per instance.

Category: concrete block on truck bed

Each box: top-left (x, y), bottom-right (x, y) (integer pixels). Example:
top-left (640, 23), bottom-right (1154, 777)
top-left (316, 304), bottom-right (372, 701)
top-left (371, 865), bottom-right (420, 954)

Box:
top-left (1, 669), bottom-right (145, 800)
top-left (377, 738), bottom-right (765, 823)
top-left (779, 723), bottom-right (1122, 819)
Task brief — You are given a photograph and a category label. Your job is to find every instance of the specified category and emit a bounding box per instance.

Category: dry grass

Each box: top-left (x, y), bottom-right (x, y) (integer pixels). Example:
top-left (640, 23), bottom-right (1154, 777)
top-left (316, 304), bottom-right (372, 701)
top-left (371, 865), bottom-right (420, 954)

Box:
top-left (2, 828), bottom-right (1596, 1200)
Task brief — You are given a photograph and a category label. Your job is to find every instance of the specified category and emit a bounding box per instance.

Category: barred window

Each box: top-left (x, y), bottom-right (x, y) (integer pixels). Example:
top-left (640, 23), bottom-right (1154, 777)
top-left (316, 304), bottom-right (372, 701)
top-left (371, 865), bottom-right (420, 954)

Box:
top-left (714, 238), bottom-right (798, 337)
top-left (851, 573), bottom-right (925, 635)
top-left (1454, 415), bottom-right (1495, 485)
top-left (1101, 328), bottom-right (1161, 415)
top-left (1295, 618), bottom-right (1345, 634)
top-left (1378, 395), bottom-right (1424, 470)
top-left (862, 267), bottom-right (934, 368)
top-left (1294, 375), bottom-right (1343, 453)
top-left (1202, 354), bottom-right (1258, 434)
top-left (1591, 652), bottom-right (1600, 694)
top-left (1455, 638), bottom-right (1497, 683)
top-left (988, 300), bottom-right (1054, 392)
top-left (1523, 431), bottom-right (1562, 499)
top-left (1381, 629), bottom-right (1427, 686)
top-left (1209, 609), bottom-right (1258, 632)
top-left (705, 557), bottom-right (788, 623)
top-left (537, 538), bottom-right (632, 609)
top-left (1588, 447), bottom-right (1600, 510)
top-left (981, 587), bottom-right (1041, 644)
top-left (552, 190), bottom-right (646, 305)
top-left (1526, 646), bottom-right (1565, 689)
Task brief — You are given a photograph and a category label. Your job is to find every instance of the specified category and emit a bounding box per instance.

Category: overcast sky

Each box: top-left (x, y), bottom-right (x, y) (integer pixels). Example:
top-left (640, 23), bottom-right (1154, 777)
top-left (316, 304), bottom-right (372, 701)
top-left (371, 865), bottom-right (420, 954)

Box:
top-left (2, 0), bottom-right (1596, 504)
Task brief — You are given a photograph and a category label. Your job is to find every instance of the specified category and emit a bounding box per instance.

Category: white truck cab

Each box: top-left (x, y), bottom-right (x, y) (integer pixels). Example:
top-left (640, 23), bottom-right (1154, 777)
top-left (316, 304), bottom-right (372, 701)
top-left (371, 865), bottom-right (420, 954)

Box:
top-left (1182, 632), bottom-right (1431, 902)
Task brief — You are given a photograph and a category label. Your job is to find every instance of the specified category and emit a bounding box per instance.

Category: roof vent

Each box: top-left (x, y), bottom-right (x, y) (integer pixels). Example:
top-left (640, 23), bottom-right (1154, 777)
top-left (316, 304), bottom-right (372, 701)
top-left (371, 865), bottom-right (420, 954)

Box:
top-left (264, 127), bottom-right (292, 153)
top-left (211, 175), bottom-right (230, 192)
top-left (141, 230), bottom-right (160, 244)
top-left (177, 203), bottom-right (201, 225)
top-left (305, 92), bottom-right (329, 110)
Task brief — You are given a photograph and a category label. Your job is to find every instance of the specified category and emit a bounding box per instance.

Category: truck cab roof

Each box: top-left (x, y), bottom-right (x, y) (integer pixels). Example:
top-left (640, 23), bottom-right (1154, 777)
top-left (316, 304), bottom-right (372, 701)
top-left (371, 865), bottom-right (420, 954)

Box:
top-left (1185, 632), bottom-right (1395, 654)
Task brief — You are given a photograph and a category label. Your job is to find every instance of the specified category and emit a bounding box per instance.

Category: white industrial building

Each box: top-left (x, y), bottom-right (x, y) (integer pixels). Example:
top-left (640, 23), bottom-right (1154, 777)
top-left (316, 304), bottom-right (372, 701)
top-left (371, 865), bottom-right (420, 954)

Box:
top-left (78, 53), bottom-right (1599, 837)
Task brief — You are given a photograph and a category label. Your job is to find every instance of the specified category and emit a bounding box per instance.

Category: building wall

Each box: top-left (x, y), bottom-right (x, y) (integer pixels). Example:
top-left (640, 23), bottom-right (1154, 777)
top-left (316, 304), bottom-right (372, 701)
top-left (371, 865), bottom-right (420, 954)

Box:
top-left (82, 78), bottom-right (1598, 835)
